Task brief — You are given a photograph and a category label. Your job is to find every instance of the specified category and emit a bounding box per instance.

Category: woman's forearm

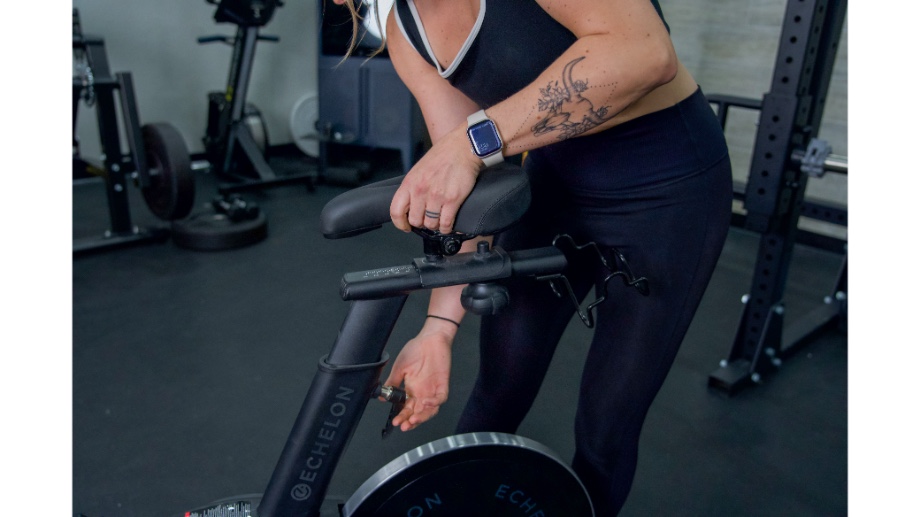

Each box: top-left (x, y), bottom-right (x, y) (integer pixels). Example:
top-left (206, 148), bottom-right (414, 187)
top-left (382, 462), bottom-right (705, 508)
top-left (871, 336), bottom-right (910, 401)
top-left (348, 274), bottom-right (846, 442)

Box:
top-left (485, 31), bottom-right (677, 158)
top-left (422, 236), bottom-right (492, 340)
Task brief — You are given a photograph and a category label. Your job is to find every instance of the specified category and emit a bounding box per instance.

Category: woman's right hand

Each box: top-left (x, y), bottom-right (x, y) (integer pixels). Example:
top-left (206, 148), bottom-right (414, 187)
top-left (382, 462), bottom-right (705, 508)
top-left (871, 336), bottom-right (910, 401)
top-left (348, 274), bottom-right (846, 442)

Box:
top-left (382, 321), bottom-right (456, 432)
top-left (389, 123), bottom-right (483, 235)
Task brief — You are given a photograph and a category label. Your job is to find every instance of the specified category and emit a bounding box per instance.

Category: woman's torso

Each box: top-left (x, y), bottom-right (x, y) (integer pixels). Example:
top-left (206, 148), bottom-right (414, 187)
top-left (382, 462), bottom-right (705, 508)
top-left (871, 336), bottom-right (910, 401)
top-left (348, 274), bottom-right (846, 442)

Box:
top-left (393, 0), bottom-right (725, 192)
top-left (392, 0), bottom-right (697, 121)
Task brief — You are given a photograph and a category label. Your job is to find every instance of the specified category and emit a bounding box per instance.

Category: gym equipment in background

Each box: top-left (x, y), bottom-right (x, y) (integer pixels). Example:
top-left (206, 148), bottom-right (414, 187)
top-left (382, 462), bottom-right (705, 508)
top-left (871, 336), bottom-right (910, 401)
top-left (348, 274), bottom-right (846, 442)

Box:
top-left (289, 92), bottom-right (319, 159)
top-left (73, 9), bottom-right (195, 256)
top-left (198, 0), bottom-right (315, 193)
top-left (169, 193), bottom-right (268, 251)
top-left (168, 0), bottom-right (307, 252)
top-left (314, 0), bottom-right (428, 185)
top-left (183, 164), bottom-right (597, 516)
top-left (706, 0), bottom-right (848, 394)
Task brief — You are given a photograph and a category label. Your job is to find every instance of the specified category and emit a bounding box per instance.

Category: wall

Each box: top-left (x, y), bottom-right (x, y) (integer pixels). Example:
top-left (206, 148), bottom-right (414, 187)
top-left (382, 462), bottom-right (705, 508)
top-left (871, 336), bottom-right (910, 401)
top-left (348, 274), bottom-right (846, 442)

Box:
top-left (73, 0), bottom-right (318, 158)
top-left (72, 0), bottom-right (847, 232)
top-left (660, 0), bottom-right (848, 237)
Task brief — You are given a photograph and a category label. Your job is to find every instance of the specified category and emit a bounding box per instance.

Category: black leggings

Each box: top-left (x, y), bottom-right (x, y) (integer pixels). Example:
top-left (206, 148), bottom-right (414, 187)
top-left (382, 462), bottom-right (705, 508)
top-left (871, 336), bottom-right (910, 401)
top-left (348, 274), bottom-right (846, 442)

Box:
top-left (455, 88), bottom-right (733, 515)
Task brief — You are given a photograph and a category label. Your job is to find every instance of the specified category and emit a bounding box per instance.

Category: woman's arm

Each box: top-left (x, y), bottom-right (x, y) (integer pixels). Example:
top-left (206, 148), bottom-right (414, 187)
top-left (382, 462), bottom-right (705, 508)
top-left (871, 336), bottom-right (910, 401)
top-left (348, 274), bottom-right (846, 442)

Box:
top-left (389, 0), bottom-right (687, 234)
top-left (380, 0), bottom-right (679, 431)
top-left (492, 0), bottom-right (680, 152)
top-left (379, 10), bottom-right (485, 431)
top-left (384, 6), bottom-right (484, 234)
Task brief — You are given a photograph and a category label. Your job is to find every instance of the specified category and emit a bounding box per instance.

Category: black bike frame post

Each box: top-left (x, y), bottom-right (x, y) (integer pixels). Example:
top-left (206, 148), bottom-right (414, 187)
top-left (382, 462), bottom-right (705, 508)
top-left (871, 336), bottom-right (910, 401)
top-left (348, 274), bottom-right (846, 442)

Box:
top-left (224, 28), bottom-right (244, 108)
top-left (258, 295), bottom-right (407, 517)
top-left (220, 26), bottom-right (253, 178)
top-left (229, 26), bottom-right (259, 123)
top-left (256, 243), bottom-right (566, 516)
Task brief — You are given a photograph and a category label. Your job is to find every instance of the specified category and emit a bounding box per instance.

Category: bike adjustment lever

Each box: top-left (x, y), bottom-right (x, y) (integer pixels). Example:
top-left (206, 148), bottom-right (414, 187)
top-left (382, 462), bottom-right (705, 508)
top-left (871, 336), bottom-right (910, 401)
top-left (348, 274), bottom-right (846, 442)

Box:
top-left (374, 385), bottom-right (407, 439)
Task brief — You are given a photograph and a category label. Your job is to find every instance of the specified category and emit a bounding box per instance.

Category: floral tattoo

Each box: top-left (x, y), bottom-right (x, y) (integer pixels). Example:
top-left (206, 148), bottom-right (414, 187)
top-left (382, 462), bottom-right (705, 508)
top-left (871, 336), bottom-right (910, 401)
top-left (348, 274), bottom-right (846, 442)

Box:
top-left (531, 56), bottom-right (618, 140)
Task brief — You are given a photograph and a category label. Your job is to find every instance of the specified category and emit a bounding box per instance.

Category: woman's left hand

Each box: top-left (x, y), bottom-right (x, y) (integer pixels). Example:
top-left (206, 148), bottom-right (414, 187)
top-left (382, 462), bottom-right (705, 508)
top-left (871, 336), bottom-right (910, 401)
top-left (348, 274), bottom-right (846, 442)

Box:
top-left (390, 124), bottom-right (483, 235)
top-left (383, 326), bottom-right (454, 432)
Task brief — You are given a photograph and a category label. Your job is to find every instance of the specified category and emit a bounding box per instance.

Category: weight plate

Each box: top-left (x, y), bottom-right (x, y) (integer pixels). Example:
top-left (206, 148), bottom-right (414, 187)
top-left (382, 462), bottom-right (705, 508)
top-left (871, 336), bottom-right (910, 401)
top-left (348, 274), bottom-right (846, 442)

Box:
top-left (141, 123), bottom-right (195, 221)
top-left (171, 210), bottom-right (268, 251)
top-left (344, 432), bottom-right (594, 516)
top-left (290, 92), bottom-right (319, 158)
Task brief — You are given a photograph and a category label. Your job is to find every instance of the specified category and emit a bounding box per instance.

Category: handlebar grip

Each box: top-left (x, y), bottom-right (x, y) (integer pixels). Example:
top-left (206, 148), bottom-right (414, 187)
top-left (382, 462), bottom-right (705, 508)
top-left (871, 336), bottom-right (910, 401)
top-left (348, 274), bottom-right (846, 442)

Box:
top-left (259, 35), bottom-right (280, 42)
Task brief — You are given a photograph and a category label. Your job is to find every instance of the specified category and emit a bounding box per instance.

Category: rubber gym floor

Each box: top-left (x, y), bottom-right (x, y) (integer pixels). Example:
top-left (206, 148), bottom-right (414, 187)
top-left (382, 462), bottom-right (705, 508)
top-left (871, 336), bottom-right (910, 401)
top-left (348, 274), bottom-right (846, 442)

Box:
top-left (72, 149), bottom-right (847, 517)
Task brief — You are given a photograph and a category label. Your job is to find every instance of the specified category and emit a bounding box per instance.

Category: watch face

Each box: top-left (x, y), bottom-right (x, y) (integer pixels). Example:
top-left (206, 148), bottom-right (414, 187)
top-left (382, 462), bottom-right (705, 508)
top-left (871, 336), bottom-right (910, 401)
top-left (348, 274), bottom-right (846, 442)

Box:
top-left (468, 120), bottom-right (502, 158)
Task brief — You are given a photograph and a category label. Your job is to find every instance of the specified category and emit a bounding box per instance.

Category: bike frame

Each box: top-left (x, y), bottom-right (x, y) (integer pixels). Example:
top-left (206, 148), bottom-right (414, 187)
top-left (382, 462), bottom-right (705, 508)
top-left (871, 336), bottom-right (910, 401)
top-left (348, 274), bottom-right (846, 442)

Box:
top-left (256, 241), bottom-right (567, 516)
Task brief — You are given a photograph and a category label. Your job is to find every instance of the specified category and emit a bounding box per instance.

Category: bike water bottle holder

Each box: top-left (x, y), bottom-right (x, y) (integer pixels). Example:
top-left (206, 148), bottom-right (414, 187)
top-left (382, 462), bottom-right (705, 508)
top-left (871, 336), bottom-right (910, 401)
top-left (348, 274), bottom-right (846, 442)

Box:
top-left (538, 234), bottom-right (651, 328)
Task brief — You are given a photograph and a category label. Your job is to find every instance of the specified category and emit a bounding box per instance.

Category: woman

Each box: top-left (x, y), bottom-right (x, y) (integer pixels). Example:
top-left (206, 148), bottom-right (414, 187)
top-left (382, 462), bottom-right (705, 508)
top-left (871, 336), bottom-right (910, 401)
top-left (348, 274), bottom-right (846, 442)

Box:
top-left (332, 0), bottom-right (733, 513)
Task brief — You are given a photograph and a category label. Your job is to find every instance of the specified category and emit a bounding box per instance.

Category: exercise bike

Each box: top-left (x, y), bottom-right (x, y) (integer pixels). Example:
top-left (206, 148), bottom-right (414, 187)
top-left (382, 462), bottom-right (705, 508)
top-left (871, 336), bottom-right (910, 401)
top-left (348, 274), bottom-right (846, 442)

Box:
top-left (172, 0), bottom-right (313, 251)
top-left (198, 0), bottom-right (314, 193)
top-left (184, 164), bottom-right (597, 516)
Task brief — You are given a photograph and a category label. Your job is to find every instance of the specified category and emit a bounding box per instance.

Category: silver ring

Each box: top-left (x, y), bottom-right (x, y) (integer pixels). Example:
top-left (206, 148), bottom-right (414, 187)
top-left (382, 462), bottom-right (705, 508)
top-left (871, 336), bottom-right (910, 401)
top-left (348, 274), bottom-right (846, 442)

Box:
top-left (425, 210), bottom-right (441, 219)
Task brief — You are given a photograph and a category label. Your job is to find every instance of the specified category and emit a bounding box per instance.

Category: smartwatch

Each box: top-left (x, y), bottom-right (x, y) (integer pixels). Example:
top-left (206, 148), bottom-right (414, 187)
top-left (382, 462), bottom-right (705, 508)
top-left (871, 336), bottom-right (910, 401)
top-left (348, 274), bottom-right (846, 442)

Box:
top-left (467, 109), bottom-right (504, 167)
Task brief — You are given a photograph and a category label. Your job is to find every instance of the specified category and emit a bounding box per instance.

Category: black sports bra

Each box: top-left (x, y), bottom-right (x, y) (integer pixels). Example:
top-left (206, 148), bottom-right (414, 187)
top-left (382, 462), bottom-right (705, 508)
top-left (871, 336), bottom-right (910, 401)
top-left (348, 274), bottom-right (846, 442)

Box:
top-left (393, 0), bottom-right (669, 108)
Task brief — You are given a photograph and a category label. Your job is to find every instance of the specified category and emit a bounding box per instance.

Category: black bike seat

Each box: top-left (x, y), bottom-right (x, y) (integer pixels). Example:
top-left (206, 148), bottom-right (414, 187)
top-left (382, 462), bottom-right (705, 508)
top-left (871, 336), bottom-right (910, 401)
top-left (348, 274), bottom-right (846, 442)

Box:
top-left (320, 163), bottom-right (531, 239)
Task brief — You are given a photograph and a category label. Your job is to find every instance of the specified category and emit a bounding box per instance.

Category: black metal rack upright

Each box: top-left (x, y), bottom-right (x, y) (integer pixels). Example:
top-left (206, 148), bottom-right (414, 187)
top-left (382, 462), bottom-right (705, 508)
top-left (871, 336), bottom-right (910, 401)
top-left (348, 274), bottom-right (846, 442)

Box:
top-left (73, 9), bottom-right (195, 255)
top-left (74, 34), bottom-right (164, 254)
top-left (707, 0), bottom-right (848, 395)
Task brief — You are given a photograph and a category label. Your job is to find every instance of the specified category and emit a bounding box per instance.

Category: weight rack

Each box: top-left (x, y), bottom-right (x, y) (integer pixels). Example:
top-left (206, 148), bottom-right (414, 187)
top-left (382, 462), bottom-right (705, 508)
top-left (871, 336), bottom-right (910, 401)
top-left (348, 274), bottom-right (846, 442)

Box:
top-left (707, 0), bottom-right (848, 395)
top-left (73, 18), bottom-right (169, 255)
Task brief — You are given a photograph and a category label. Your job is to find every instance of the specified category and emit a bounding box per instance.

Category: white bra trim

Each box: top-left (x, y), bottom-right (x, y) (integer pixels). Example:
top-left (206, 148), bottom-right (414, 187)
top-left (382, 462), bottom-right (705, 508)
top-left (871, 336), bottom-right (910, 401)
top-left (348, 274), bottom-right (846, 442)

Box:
top-left (396, 0), bottom-right (486, 79)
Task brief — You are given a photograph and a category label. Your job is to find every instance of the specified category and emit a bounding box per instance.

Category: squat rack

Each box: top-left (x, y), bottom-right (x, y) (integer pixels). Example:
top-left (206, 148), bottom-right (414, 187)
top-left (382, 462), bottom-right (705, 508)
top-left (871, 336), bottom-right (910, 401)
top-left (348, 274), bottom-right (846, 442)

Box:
top-left (707, 0), bottom-right (848, 395)
top-left (73, 9), bottom-right (195, 255)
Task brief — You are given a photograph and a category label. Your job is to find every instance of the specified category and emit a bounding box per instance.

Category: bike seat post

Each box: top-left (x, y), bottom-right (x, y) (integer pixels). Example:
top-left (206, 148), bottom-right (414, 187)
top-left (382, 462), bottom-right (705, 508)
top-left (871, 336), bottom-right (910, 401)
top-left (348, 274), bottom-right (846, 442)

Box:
top-left (259, 294), bottom-right (407, 517)
top-left (422, 234), bottom-right (444, 263)
top-left (413, 228), bottom-right (467, 264)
